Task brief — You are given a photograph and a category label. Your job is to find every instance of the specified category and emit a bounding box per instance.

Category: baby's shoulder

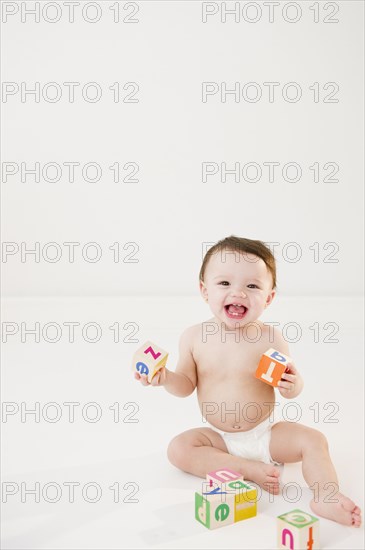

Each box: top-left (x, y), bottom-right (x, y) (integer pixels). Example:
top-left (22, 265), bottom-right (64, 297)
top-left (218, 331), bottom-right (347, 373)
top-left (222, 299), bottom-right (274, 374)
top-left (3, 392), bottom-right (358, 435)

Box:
top-left (259, 322), bottom-right (290, 356)
top-left (178, 322), bottom-right (206, 352)
top-left (180, 322), bottom-right (202, 341)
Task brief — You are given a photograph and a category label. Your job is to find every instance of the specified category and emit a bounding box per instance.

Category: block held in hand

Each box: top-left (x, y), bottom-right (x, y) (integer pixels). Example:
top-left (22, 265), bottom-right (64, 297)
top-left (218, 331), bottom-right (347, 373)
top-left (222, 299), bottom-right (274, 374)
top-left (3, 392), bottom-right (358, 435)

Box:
top-left (132, 340), bottom-right (168, 383)
top-left (255, 348), bottom-right (292, 387)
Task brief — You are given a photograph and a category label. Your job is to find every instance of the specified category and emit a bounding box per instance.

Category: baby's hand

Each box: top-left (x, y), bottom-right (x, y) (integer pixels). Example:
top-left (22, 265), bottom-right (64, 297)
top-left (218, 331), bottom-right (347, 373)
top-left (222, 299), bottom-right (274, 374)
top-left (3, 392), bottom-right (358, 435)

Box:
top-left (134, 367), bottom-right (167, 387)
top-left (277, 362), bottom-right (303, 399)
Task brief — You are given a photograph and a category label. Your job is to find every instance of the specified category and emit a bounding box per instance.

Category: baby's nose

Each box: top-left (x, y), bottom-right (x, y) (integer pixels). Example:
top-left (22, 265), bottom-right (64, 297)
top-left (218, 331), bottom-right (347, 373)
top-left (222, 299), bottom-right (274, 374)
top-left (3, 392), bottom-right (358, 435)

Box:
top-left (231, 289), bottom-right (247, 298)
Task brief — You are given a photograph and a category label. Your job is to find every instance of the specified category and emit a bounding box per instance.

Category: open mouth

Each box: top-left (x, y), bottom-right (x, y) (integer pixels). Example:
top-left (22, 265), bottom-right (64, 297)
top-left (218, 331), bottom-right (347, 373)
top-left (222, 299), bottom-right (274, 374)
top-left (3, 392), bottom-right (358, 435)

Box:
top-left (224, 304), bottom-right (248, 320)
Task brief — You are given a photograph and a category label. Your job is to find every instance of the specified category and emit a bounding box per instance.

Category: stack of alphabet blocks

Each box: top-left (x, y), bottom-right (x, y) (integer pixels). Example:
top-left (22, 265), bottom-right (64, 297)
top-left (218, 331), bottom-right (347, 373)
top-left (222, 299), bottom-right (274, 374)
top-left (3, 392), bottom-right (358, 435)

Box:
top-left (195, 468), bottom-right (257, 529)
top-left (195, 468), bottom-right (320, 548)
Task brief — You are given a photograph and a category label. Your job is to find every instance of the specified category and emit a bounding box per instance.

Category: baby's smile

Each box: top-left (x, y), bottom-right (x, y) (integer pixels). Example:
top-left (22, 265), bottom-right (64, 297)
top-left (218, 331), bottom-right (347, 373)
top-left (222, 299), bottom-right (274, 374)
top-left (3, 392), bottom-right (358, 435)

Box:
top-left (224, 303), bottom-right (248, 320)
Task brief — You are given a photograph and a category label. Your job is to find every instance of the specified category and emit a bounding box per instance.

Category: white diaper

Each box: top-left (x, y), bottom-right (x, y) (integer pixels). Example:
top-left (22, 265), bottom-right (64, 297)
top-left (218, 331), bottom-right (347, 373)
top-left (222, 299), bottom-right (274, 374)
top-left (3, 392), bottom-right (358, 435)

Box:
top-left (209, 416), bottom-right (281, 466)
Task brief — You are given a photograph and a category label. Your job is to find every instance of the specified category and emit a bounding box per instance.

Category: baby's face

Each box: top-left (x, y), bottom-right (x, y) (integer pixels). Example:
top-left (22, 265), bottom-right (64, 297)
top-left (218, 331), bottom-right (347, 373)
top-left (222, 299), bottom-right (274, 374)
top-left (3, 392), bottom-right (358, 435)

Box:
top-left (200, 249), bottom-right (275, 329)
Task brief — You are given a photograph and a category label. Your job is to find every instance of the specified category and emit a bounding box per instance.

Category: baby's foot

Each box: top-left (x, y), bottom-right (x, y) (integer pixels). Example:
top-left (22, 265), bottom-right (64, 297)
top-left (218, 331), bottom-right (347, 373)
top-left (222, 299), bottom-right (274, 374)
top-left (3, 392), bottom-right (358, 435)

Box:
top-left (241, 460), bottom-right (280, 494)
top-left (310, 492), bottom-right (362, 527)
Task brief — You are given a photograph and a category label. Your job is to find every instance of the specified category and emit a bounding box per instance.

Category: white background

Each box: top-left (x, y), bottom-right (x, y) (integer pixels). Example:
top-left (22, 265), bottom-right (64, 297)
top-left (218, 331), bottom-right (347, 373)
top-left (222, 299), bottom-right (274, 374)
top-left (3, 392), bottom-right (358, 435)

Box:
top-left (1, 1), bottom-right (364, 549)
top-left (1, 0), bottom-right (364, 297)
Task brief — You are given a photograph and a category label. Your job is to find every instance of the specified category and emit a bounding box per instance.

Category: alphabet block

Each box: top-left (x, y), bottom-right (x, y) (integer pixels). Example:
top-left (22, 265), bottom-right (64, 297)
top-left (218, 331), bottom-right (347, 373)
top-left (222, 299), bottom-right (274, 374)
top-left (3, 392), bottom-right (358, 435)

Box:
top-left (132, 341), bottom-right (168, 383)
top-left (206, 468), bottom-right (243, 486)
top-left (195, 468), bottom-right (257, 529)
top-left (277, 509), bottom-right (320, 549)
top-left (255, 348), bottom-right (292, 387)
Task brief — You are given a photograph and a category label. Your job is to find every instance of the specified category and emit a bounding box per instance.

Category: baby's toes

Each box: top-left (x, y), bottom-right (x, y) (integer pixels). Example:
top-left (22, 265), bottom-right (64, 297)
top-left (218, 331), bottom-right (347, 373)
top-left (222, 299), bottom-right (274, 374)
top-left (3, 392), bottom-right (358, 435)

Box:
top-left (265, 485), bottom-right (280, 495)
top-left (352, 508), bottom-right (362, 527)
top-left (265, 465), bottom-right (280, 478)
top-left (264, 479), bottom-right (280, 494)
top-left (266, 474), bottom-right (279, 484)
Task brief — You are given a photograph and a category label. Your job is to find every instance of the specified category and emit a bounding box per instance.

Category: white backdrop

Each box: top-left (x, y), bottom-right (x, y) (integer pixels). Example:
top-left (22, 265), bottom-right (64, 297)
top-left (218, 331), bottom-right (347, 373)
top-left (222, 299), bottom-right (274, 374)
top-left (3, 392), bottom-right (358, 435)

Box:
top-left (1, 2), bottom-right (364, 550)
top-left (1, 0), bottom-right (364, 297)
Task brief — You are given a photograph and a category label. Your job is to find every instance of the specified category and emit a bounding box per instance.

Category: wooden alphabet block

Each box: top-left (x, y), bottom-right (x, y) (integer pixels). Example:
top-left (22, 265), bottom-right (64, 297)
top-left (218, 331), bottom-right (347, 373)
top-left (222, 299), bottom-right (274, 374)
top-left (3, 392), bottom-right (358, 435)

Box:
top-left (233, 481), bottom-right (258, 522)
top-left (195, 468), bottom-right (257, 529)
top-left (195, 490), bottom-right (235, 530)
top-left (255, 348), bottom-right (292, 387)
top-left (206, 468), bottom-right (244, 487)
top-left (277, 509), bottom-right (320, 549)
top-left (132, 340), bottom-right (168, 383)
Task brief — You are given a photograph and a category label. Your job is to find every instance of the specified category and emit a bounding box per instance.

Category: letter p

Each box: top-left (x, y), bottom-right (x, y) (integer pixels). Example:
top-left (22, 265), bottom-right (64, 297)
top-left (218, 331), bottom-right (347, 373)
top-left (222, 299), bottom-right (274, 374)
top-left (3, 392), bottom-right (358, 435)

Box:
top-left (1, 243), bottom-right (19, 263)
top-left (201, 322), bottom-right (218, 343)
top-left (1, 402), bottom-right (19, 422)
top-left (2, 162), bottom-right (19, 182)
top-left (2, 482), bottom-right (19, 502)
top-left (202, 2), bottom-right (219, 23)
top-left (202, 162), bottom-right (219, 183)
top-left (202, 82), bottom-right (219, 102)
top-left (202, 401), bottom-right (219, 421)
top-left (1, 2), bottom-right (19, 23)
top-left (1, 82), bottom-right (19, 102)
top-left (1, 322), bottom-right (19, 342)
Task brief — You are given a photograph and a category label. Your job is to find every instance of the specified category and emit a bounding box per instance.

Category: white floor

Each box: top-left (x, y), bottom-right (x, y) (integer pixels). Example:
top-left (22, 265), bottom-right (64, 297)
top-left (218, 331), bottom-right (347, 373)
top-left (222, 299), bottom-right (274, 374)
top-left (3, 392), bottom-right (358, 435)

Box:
top-left (1, 296), bottom-right (364, 549)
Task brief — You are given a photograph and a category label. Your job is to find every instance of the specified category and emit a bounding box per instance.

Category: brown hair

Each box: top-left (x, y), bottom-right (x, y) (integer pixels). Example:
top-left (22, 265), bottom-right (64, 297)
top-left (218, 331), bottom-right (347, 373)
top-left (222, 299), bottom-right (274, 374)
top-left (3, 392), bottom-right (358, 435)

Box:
top-left (199, 235), bottom-right (277, 290)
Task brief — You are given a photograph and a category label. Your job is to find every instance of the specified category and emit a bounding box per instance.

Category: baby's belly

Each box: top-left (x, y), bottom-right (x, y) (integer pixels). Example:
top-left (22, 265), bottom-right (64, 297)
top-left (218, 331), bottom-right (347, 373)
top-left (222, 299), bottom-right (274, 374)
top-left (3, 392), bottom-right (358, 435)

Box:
top-left (197, 382), bottom-right (276, 432)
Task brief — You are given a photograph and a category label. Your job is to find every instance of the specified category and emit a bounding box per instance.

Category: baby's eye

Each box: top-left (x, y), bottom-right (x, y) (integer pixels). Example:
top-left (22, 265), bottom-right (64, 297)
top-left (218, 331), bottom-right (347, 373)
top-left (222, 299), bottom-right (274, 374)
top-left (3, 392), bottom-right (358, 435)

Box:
top-left (247, 284), bottom-right (259, 289)
top-left (218, 281), bottom-right (230, 286)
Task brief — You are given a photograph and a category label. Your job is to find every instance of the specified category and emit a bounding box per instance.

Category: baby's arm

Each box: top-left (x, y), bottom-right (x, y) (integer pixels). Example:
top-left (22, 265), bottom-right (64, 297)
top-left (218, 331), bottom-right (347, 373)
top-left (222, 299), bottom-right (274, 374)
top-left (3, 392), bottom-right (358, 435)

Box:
top-left (163, 327), bottom-right (197, 397)
top-left (134, 327), bottom-right (197, 398)
top-left (273, 328), bottom-right (304, 399)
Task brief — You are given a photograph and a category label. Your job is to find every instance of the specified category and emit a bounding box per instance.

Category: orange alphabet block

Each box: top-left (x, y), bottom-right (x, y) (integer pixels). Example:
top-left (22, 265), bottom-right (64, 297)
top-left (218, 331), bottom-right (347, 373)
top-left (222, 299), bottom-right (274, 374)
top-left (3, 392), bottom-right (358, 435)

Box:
top-left (255, 348), bottom-right (291, 387)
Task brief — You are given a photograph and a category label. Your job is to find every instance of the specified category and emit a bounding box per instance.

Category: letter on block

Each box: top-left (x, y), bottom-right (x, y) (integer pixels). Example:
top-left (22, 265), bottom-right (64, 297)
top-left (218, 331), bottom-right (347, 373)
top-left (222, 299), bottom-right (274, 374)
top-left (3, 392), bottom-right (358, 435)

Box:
top-left (195, 469), bottom-right (257, 529)
top-left (277, 509), bottom-right (320, 549)
top-left (132, 340), bottom-right (168, 383)
top-left (255, 347), bottom-right (292, 387)
top-left (206, 468), bottom-right (243, 486)
top-left (195, 491), bottom-right (234, 530)
top-left (205, 468), bottom-right (245, 498)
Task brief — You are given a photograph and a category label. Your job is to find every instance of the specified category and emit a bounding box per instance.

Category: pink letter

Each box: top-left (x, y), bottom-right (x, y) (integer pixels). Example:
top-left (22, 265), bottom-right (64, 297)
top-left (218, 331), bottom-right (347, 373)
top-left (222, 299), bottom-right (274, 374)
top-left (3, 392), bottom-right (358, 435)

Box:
top-left (144, 346), bottom-right (161, 360)
top-left (282, 528), bottom-right (294, 549)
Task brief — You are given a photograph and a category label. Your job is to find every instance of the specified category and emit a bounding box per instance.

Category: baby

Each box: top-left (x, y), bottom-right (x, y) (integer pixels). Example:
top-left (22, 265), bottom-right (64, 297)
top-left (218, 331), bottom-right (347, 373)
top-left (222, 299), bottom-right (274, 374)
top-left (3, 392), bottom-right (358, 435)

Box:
top-left (134, 235), bottom-right (361, 527)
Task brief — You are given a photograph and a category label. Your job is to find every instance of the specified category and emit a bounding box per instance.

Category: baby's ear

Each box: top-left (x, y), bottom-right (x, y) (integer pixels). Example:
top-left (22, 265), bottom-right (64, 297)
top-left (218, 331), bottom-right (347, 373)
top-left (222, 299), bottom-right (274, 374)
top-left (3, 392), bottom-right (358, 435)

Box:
top-left (199, 280), bottom-right (207, 299)
top-left (265, 290), bottom-right (276, 309)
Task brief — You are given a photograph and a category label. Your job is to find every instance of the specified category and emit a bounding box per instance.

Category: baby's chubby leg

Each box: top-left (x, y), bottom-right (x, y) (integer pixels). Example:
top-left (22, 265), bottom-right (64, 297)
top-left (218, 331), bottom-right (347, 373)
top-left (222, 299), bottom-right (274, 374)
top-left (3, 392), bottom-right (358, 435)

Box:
top-left (269, 422), bottom-right (362, 527)
top-left (167, 427), bottom-right (280, 494)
